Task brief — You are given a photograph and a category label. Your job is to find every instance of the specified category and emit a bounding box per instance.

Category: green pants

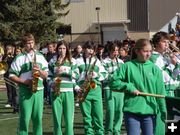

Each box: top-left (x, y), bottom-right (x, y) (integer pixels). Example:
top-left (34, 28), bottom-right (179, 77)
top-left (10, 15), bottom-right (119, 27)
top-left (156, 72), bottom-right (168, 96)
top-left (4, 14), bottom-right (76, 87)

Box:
top-left (80, 85), bottom-right (104, 135)
top-left (52, 92), bottom-right (74, 135)
top-left (105, 90), bottom-right (124, 135)
top-left (18, 88), bottom-right (44, 135)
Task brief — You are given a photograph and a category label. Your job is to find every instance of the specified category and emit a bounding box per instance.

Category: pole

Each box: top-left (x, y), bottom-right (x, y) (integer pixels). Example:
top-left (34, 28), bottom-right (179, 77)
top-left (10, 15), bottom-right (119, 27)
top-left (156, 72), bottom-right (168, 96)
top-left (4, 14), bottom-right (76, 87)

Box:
top-left (113, 90), bottom-right (165, 98)
top-left (138, 92), bottom-right (165, 98)
top-left (95, 7), bottom-right (100, 44)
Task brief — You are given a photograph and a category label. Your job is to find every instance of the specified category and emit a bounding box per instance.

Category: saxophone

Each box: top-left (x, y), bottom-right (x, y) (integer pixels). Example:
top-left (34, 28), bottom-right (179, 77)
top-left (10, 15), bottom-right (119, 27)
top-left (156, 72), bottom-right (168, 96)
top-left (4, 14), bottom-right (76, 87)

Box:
top-left (54, 76), bottom-right (61, 96)
top-left (78, 56), bottom-right (97, 102)
top-left (31, 49), bottom-right (40, 93)
top-left (53, 57), bottom-right (62, 96)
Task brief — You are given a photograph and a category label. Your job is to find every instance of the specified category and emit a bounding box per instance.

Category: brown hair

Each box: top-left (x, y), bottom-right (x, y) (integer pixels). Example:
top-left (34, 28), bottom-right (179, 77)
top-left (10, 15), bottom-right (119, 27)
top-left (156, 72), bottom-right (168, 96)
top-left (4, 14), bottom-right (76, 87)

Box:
top-left (14, 46), bottom-right (22, 55)
top-left (56, 40), bottom-right (72, 63)
top-left (152, 31), bottom-right (169, 47)
top-left (22, 33), bottom-right (35, 44)
top-left (120, 46), bottom-right (129, 53)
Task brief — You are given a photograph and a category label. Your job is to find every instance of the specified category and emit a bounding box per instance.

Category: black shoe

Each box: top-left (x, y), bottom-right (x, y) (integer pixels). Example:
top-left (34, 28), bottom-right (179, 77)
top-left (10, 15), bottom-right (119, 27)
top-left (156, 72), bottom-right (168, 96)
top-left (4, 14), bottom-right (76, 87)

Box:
top-left (13, 109), bottom-right (19, 114)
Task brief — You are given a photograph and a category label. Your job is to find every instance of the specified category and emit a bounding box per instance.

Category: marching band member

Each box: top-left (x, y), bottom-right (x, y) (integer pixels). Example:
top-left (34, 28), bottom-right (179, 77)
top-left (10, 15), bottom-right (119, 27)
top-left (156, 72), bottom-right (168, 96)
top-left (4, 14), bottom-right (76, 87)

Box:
top-left (150, 31), bottom-right (180, 97)
top-left (2, 44), bottom-right (17, 110)
top-left (150, 31), bottom-right (180, 126)
top-left (75, 41), bottom-right (108, 135)
top-left (48, 41), bottom-right (79, 135)
top-left (9, 33), bottom-right (48, 135)
top-left (102, 42), bottom-right (124, 135)
top-left (72, 44), bottom-right (83, 59)
top-left (109, 39), bottom-right (167, 135)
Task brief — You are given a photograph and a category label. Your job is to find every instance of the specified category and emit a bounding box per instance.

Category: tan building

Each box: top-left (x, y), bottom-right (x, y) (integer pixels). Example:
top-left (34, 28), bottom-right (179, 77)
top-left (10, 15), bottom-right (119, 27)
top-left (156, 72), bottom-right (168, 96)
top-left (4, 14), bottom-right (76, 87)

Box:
top-left (60, 0), bottom-right (130, 46)
top-left (59, 0), bottom-right (180, 46)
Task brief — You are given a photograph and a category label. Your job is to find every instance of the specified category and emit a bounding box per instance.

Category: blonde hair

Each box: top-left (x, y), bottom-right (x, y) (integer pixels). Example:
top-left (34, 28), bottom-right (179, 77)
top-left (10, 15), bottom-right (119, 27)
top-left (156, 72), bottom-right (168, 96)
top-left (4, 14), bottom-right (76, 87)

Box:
top-left (134, 39), bottom-right (151, 50)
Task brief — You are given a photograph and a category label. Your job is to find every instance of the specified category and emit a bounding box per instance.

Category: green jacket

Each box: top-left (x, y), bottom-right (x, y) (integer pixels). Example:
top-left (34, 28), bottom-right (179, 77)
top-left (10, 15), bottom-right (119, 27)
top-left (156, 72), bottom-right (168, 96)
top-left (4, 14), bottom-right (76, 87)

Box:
top-left (110, 59), bottom-right (167, 116)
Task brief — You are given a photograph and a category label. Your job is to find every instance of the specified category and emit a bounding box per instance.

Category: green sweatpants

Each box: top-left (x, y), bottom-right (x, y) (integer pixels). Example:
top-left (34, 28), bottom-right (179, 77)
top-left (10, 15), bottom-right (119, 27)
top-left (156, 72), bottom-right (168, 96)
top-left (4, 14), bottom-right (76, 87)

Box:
top-left (52, 92), bottom-right (74, 135)
top-left (80, 85), bottom-right (104, 135)
top-left (18, 88), bottom-right (44, 135)
top-left (105, 90), bottom-right (124, 135)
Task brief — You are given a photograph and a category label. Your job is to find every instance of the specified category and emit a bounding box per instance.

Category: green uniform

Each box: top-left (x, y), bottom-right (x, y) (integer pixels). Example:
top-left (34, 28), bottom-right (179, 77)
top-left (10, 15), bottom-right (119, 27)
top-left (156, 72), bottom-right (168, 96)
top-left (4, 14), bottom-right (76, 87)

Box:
top-left (110, 59), bottom-right (167, 135)
top-left (171, 63), bottom-right (180, 97)
top-left (48, 56), bottom-right (79, 135)
top-left (150, 51), bottom-right (180, 97)
top-left (76, 56), bottom-right (108, 135)
top-left (150, 51), bottom-right (180, 120)
top-left (9, 51), bottom-right (48, 135)
top-left (102, 57), bottom-right (124, 135)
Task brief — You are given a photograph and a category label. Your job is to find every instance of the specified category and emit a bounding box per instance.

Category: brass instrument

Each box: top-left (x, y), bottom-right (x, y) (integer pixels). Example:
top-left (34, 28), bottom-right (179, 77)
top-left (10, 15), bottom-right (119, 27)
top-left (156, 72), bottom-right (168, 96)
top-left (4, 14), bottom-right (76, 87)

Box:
top-left (54, 76), bottom-right (61, 96)
top-left (0, 61), bottom-right (18, 88)
top-left (164, 44), bottom-right (180, 59)
top-left (78, 57), bottom-right (97, 102)
top-left (0, 61), bottom-right (8, 75)
top-left (31, 49), bottom-right (40, 93)
top-left (53, 56), bottom-right (63, 96)
top-left (164, 48), bottom-right (174, 57)
top-left (169, 43), bottom-right (180, 53)
top-left (0, 53), bottom-right (13, 74)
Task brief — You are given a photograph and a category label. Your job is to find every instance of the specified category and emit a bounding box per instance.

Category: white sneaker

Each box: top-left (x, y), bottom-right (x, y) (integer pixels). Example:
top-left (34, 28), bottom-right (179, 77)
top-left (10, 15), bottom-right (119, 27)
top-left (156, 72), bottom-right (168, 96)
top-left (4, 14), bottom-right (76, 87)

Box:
top-left (5, 104), bottom-right (11, 108)
top-left (75, 103), bottom-right (79, 107)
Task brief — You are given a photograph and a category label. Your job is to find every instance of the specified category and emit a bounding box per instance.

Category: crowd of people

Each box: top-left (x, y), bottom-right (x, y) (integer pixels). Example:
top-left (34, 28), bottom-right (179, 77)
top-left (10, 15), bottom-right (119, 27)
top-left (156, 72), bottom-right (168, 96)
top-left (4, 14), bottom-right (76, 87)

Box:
top-left (0, 25), bottom-right (180, 135)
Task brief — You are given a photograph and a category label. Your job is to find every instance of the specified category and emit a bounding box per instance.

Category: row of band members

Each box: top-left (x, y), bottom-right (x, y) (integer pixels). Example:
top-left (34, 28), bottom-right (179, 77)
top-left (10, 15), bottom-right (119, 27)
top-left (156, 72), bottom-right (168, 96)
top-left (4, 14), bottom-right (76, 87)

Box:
top-left (0, 37), bottom-right (134, 111)
top-left (1, 31), bottom-right (180, 135)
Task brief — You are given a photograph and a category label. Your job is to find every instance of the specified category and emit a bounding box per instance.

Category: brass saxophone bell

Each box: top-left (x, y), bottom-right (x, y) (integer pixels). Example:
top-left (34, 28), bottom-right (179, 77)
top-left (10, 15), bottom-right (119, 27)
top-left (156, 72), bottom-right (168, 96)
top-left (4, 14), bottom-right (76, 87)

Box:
top-left (33, 71), bottom-right (40, 78)
top-left (54, 77), bottom-right (61, 95)
top-left (90, 81), bottom-right (96, 89)
top-left (55, 77), bottom-right (62, 83)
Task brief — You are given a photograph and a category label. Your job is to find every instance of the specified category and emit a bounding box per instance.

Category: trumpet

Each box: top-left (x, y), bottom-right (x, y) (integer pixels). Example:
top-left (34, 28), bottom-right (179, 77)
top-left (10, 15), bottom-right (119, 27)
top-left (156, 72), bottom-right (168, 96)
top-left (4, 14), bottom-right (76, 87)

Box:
top-left (169, 42), bottom-right (180, 53)
top-left (164, 43), bottom-right (180, 58)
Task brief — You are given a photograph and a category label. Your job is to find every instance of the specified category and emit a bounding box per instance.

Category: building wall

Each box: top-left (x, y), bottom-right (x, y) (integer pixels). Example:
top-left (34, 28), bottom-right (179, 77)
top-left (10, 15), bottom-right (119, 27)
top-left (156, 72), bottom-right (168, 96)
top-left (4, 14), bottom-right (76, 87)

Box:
top-left (149, 0), bottom-right (180, 32)
top-left (128, 32), bottom-right (150, 40)
top-left (127, 0), bottom-right (148, 32)
top-left (60, 0), bottom-right (128, 45)
top-left (61, 0), bottom-right (128, 33)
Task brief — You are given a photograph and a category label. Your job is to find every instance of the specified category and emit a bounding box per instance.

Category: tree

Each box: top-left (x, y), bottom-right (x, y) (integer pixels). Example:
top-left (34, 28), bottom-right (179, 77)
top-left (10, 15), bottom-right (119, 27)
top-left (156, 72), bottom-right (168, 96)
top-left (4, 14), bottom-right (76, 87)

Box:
top-left (0, 0), bottom-right (70, 45)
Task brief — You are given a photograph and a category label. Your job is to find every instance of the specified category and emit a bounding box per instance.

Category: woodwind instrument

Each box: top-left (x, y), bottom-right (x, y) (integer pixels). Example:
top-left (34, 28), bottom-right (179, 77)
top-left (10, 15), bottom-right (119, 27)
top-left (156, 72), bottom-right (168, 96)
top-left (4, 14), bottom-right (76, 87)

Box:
top-left (53, 56), bottom-right (62, 96)
top-left (31, 49), bottom-right (40, 93)
top-left (78, 56), bottom-right (97, 102)
top-left (54, 76), bottom-right (61, 96)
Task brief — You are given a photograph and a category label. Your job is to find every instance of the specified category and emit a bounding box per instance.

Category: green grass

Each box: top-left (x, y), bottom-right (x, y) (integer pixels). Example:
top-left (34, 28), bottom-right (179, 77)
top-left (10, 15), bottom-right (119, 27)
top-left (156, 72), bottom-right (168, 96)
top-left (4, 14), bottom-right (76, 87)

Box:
top-left (0, 88), bottom-right (84, 135)
top-left (0, 86), bottom-right (126, 135)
